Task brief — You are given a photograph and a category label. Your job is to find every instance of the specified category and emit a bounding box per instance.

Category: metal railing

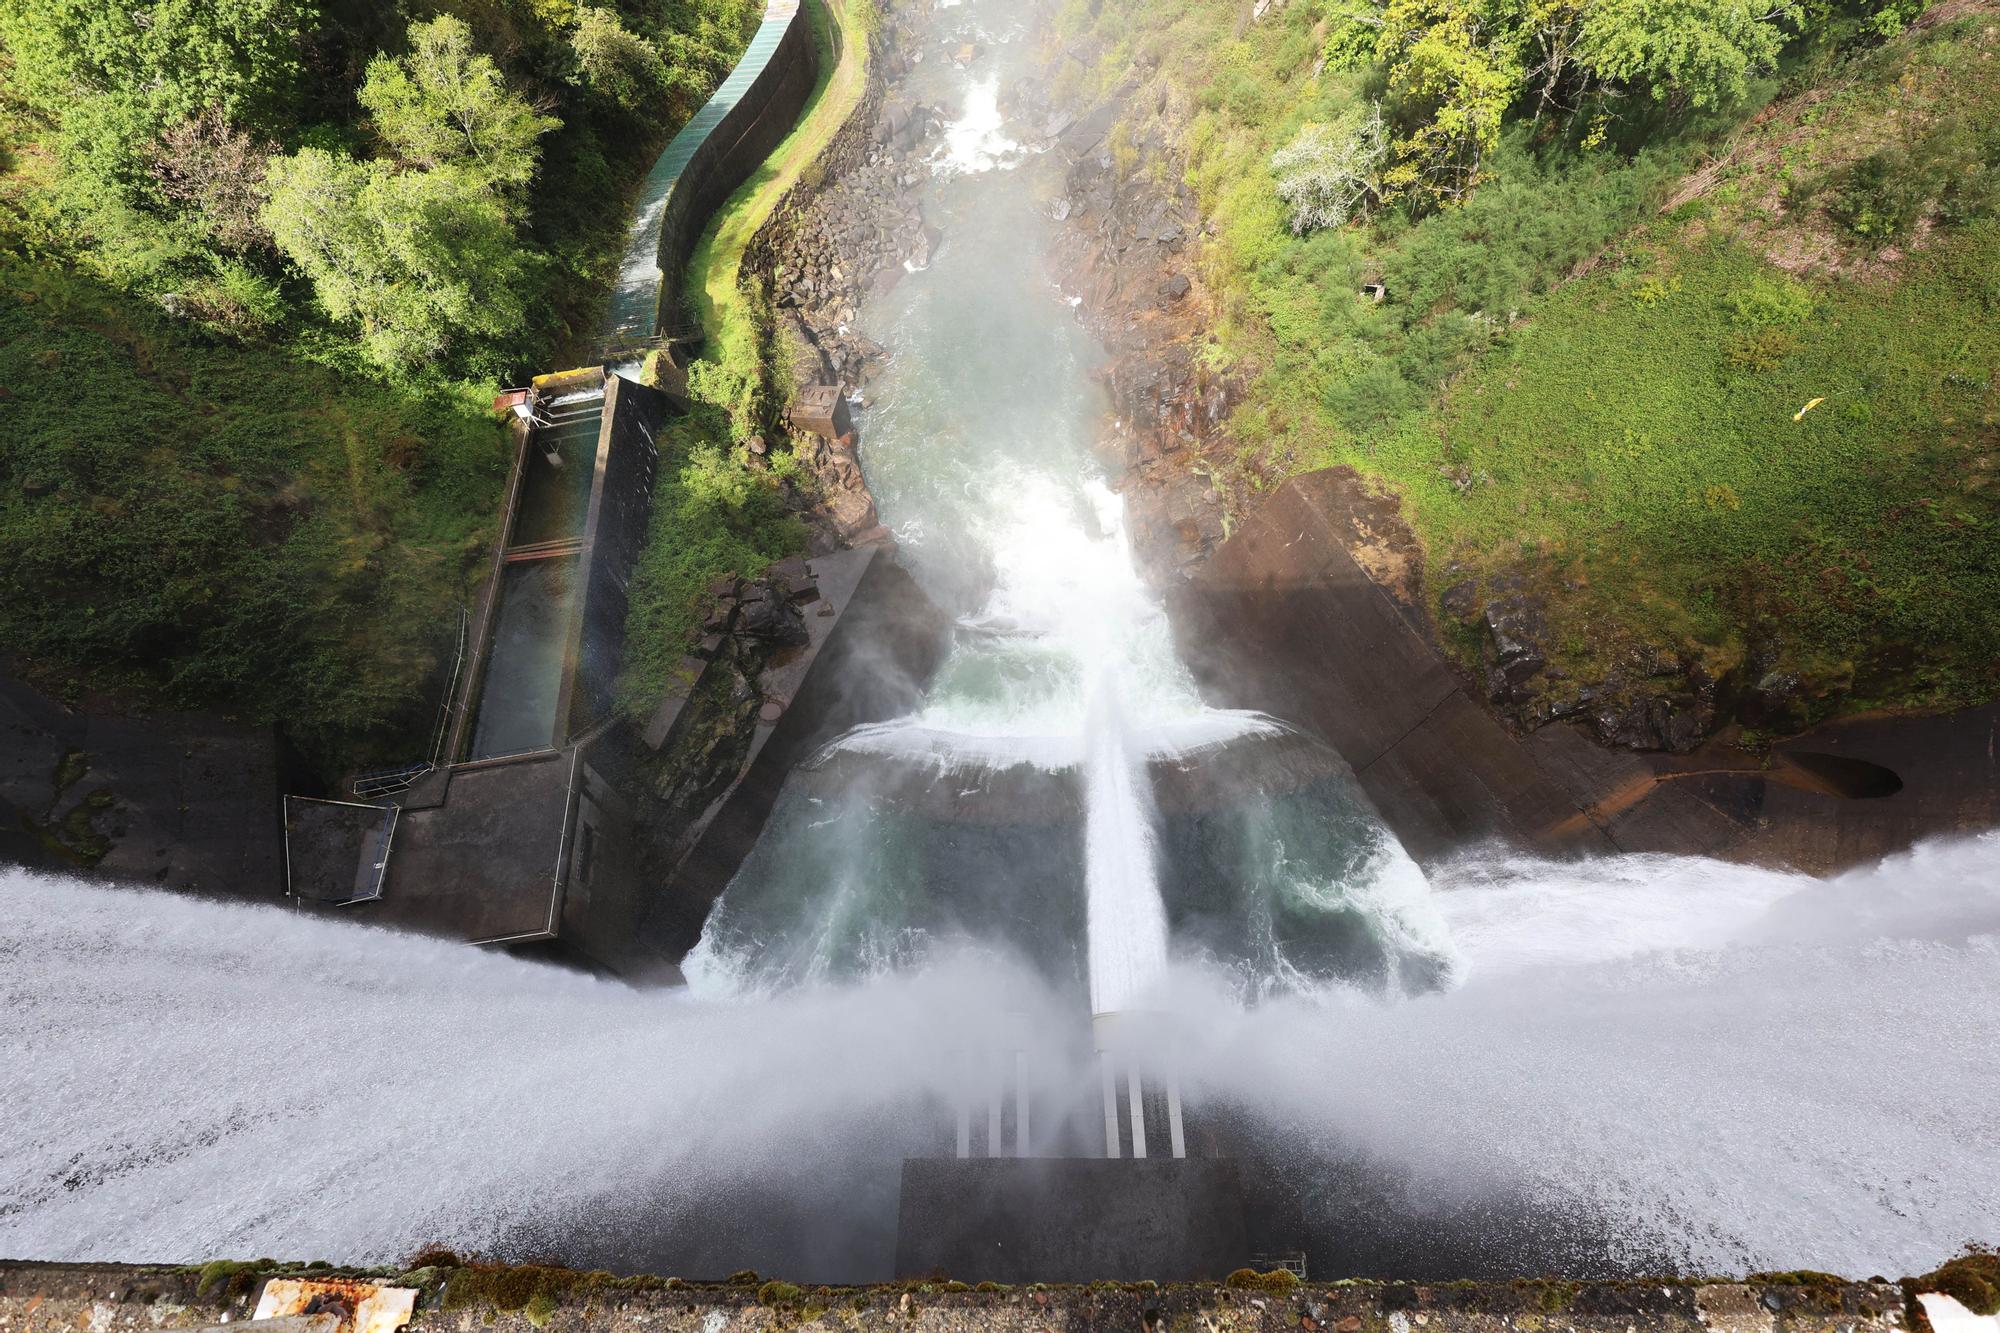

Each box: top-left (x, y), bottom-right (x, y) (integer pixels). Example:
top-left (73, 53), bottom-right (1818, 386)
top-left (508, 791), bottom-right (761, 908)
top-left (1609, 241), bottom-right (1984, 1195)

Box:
top-left (346, 604), bottom-right (470, 799)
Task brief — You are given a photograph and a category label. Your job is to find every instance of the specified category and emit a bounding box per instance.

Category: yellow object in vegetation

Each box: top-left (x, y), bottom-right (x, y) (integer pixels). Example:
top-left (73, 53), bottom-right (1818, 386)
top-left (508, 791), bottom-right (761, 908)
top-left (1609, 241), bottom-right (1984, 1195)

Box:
top-left (1793, 396), bottom-right (1826, 421)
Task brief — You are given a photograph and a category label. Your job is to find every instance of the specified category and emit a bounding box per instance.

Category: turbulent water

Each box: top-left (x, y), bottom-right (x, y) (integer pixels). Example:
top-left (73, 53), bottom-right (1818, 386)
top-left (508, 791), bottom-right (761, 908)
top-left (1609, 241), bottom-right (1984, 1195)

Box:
top-left (684, 2), bottom-right (1433, 1008)
top-left (5, 841), bottom-right (1998, 1277)
top-left (3, 0), bottom-right (1998, 1287)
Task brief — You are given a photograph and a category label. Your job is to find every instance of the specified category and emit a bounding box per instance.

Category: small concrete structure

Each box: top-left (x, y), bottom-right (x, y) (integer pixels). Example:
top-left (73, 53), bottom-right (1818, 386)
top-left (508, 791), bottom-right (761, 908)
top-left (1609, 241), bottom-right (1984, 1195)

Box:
top-left (895, 1157), bottom-right (1250, 1282)
top-left (786, 383), bottom-right (854, 440)
top-left (284, 371), bottom-right (669, 973)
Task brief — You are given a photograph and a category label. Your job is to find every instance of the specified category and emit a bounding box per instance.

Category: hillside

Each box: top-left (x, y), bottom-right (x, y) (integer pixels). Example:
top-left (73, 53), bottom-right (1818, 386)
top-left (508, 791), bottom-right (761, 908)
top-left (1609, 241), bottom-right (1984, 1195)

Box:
top-left (0, 0), bottom-right (759, 771)
top-left (1053, 0), bottom-right (1999, 748)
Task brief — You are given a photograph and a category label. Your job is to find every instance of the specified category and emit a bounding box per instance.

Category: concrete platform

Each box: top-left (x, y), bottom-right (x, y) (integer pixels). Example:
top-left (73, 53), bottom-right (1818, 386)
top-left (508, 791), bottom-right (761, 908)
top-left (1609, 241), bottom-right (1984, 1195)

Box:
top-left (894, 1157), bottom-right (1250, 1282)
top-left (0, 1260), bottom-right (1922, 1333)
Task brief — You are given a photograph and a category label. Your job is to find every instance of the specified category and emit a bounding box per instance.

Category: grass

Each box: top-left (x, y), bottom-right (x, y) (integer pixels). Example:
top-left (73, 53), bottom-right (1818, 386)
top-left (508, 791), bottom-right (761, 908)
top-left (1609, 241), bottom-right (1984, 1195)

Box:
top-left (617, 404), bottom-right (806, 716)
top-left (1351, 218), bottom-right (2000, 709)
top-left (0, 257), bottom-right (508, 772)
top-left (616, 0), bottom-right (876, 717)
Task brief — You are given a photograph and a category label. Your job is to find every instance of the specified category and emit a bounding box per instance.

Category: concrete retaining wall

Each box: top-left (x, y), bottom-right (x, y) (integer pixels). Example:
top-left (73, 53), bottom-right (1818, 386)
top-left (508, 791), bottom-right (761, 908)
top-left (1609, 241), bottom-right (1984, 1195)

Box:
top-left (602, 0), bottom-right (820, 354)
top-left (0, 672), bottom-right (282, 895)
top-left (1172, 469), bottom-right (2000, 869)
top-left (741, 4), bottom-right (902, 287)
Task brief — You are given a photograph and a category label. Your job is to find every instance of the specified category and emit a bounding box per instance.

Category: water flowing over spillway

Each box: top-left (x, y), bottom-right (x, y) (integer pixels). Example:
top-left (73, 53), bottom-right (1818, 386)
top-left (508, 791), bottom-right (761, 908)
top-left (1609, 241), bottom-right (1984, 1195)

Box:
top-left (4, 0), bottom-right (2000, 1286)
top-left (6, 842), bottom-right (1999, 1277)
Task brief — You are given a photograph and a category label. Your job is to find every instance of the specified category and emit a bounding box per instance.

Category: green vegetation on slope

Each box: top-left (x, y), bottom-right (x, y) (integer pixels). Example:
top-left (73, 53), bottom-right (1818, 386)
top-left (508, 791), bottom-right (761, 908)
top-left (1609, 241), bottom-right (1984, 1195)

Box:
top-left (1058, 0), bottom-right (2000, 729)
top-left (0, 0), bottom-right (763, 770)
top-left (0, 258), bottom-right (506, 765)
top-left (618, 0), bottom-right (882, 717)
top-left (1395, 222), bottom-right (1999, 713)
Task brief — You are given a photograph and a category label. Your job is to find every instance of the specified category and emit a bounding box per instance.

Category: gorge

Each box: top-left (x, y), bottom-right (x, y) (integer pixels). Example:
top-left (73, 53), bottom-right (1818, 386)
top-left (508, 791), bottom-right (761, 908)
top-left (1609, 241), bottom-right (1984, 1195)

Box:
top-left (1, 0), bottom-right (1997, 1295)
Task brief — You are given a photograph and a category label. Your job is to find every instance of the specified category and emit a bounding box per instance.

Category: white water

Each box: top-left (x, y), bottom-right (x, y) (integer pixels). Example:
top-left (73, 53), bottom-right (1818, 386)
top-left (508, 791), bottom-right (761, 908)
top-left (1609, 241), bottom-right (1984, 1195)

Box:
top-left (1083, 679), bottom-right (1168, 1015)
top-left (5, 837), bottom-right (1997, 1274)
top-left (934, 75), bottom-right (1026, 176)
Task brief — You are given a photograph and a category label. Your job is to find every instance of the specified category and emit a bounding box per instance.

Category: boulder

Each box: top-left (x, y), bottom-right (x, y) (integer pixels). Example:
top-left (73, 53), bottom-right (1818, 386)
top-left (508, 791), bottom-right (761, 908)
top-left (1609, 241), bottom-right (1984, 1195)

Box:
top-left (738, 595), bottom-right (810, 647)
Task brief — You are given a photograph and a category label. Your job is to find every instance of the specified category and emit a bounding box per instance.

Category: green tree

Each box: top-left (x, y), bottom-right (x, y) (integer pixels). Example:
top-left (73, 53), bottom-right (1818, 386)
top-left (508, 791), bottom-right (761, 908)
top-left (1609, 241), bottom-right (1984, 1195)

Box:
top-left (263, 147), bottom-right (534, 370)
top-left (1377, 0), bottom-right (1525, 206)
top-left (1575, 0), bottom-right (1796, 109)
top-left (358, 15), bottom-right (559, 200)
top-left (0, 0), bottom-right (313, 127)
top-left (570, 6), bottom-right (669, 110)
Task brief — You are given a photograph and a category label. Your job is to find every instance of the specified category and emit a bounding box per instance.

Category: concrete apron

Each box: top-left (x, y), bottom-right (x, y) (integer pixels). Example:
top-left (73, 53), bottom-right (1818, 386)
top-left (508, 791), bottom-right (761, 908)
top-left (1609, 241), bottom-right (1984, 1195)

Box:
top-left (1170, 469), bottom-right (2000, 873)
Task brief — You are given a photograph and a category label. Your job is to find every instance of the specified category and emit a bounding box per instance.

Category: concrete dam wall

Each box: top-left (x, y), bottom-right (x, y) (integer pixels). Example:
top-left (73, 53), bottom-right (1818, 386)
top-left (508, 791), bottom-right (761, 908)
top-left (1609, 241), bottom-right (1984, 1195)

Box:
top-left (1172, 468), bottom-right (2000, 871)
top-left (0, 1261), bottom-right (1929, 1333)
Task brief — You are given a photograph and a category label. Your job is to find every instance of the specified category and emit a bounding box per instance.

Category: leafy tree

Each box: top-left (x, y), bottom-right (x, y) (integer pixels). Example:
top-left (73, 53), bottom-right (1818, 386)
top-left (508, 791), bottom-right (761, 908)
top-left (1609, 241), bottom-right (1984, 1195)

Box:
top-left (263, 148), bottom-right (534, 370)
top-left (1377, 0), bottom-right (1524, 206)
top-left (0, 0), bottom-right (313, 127)
top-left (1575, 0), bottom-right (1796, 109)
top-left (146, 109), bottom-right (277, 252)
top-left (570, 6), bottom-right (669, 110)
top-left (1271, 102), bottom-right (1391, 233)
top-left (358, 14), bottom-right (559, 200)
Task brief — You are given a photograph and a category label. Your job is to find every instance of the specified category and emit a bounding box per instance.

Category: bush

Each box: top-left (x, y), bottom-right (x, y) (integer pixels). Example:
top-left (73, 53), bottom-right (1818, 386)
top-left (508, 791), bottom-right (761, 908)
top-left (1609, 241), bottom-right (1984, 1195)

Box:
top-left (1815, 111), bottom-right (2000, 245)
top-left (1271, 103), bottom-right (1389, 234)
top-left (1727, 273), bottom-right (1815, 327)
top-left (1909, 1250), bottom-right (2000, 1316)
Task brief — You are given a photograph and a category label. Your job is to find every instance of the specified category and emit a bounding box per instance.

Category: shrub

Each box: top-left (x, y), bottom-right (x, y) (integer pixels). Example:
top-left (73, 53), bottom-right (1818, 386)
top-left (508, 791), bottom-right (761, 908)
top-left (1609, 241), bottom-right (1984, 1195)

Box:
top-left (1224, 1267), bottom-right (1301, 1292)
top-left (570, 8), bottom-right (670, 110)
top-left (1271, 102), bottom-right (1390, 234)
top-left (1727, 273), bottom-right (1815, 327)
top-left (1908, 1250), bottom-right (2000, 1316)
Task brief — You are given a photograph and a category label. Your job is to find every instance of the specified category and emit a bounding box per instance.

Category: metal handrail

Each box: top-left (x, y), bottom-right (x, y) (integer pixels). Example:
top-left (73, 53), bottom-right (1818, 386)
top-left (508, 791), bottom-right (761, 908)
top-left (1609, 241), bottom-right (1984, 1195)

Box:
top-left (345, 604), bottom-right (471, 799)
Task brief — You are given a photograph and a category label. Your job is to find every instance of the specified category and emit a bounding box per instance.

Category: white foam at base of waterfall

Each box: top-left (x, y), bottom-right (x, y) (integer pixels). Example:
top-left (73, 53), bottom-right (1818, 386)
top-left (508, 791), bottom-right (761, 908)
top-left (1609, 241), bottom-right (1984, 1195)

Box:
top-left (5, 835), bottom-right (1996, 1274)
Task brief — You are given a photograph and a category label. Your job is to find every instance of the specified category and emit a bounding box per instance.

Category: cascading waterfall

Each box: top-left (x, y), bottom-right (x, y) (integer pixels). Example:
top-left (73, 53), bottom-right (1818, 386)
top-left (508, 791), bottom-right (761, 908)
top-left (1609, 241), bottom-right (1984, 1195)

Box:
top-left (1082, 676), bottom-right (1169, 1017)
top-left (5, 839), bottom-right (1998, 1277)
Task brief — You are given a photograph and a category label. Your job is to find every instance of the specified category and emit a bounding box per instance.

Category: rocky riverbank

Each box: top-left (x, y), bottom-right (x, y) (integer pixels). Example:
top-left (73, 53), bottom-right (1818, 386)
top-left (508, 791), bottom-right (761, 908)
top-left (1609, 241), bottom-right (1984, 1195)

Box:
top-left (1037, 80), bottom-right (1247, 585)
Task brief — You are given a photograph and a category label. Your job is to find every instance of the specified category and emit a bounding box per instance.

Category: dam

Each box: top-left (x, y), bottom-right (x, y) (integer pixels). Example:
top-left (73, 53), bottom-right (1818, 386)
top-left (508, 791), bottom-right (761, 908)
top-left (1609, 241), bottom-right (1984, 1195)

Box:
top-left (1, 0), bottom-right (1997, 1297)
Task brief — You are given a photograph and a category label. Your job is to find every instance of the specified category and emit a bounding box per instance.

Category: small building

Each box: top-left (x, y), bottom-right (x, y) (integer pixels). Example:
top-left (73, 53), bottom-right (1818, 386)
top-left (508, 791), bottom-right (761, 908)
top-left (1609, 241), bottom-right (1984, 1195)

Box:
top-left (285, 368), bottom-right (672, 976)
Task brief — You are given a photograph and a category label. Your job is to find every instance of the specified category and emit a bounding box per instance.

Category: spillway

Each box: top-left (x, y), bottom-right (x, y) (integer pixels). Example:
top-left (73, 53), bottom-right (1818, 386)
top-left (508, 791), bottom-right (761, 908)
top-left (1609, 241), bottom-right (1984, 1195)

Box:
top-left (2, 0), bottom-right (1997, 1289)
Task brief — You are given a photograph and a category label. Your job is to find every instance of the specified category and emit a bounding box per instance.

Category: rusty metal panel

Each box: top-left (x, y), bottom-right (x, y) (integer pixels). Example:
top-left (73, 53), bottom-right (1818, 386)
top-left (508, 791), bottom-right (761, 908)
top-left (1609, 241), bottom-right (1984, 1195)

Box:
top-left (253, 1279), bottom-right (415, 1333)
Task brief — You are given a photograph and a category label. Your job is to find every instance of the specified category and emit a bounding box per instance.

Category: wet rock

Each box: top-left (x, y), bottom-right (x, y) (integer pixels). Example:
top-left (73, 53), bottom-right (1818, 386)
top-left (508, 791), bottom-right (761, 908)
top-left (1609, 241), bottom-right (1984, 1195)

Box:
top-left (1160, 273), bottom-right (1191, 303)
top-left (1479, 595), bottom-right (1548, 706)
top-left (1439, 578), bottom-right (1480, 622)
top-left (738, 591), bottom-right (810, 647)
top-left (1740, 669), bottom-right (1807, 731)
